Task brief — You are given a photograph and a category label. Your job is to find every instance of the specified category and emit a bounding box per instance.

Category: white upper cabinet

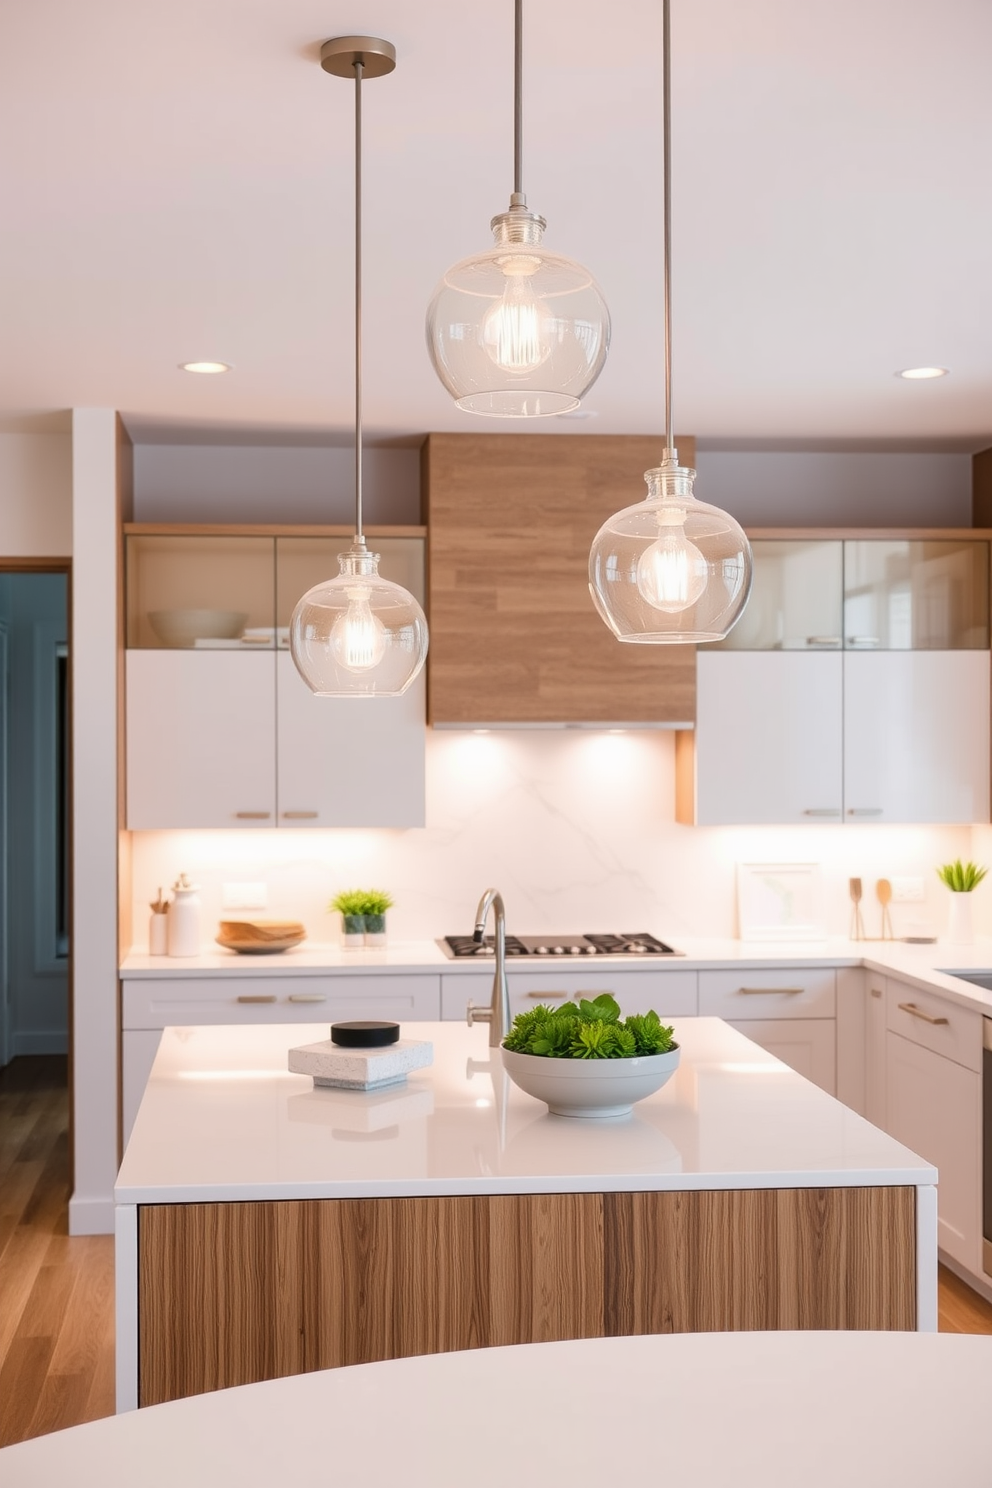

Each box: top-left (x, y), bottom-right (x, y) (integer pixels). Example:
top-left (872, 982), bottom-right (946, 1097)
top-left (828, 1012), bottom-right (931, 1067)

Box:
top-left (127, 650), bottom-right (276, 829)
top-left (124, 528), bottom-right (427, 830)
top-left (693, 652), bottom-right (843, 824)
top-left (681, 534), bottom-right (991, 826)
top-left (276, 653), bottom-right (425, 828)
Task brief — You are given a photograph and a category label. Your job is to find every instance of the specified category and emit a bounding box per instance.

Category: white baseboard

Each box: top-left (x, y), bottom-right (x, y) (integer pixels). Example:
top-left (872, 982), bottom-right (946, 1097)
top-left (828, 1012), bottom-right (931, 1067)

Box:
top-left (69, 1192), bottom-right (115, 1235)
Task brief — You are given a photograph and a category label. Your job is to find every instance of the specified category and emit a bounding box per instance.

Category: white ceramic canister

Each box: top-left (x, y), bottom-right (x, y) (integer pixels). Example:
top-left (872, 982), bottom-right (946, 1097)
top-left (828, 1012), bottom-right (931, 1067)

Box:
top-left (167, 874), bottom-right (202, 957)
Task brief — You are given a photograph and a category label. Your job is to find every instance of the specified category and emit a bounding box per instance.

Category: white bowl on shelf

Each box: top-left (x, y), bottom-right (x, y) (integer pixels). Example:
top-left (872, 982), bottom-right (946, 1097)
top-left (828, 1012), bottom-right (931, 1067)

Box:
top-left (500, 1044), bottom-right (680, 1119)
top-left (148, 608), bottom-right (248, 646)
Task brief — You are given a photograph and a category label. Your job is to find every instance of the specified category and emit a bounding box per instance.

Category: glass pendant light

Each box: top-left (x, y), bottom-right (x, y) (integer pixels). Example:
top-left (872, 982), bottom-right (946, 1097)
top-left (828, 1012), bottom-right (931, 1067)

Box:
top-left (291, 38), bottom-right (428, 697)
top-left (425, 1), bottom-right (610, 417)
top-left (588, 0), bottom-right (752, 644)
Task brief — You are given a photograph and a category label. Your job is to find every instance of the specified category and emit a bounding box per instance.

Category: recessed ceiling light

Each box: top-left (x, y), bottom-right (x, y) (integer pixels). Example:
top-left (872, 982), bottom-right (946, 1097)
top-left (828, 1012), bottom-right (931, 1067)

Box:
top-left (180, 361), bottom-right (231, 374)
top-left (896, 366), bottom-right (948, 380)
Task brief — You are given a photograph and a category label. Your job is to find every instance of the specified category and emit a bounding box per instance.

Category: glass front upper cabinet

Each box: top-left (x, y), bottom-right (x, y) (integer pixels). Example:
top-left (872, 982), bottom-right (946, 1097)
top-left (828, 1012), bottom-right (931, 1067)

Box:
top-left (125, 535), bottom-right (276, 649)
top-left (713, 537), bottom-right (990, 651)
top-left (126, 531), bottom-right (426, 649)
top-left (712, 540), bottom-right (844, 651)
top-left (843, 540), bottom-right (989, 650)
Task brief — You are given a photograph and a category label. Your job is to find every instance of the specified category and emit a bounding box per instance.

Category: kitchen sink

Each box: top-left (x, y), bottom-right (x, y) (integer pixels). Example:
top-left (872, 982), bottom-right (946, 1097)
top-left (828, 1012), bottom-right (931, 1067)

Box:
top-left (938, 969), bottom-right (992, 992)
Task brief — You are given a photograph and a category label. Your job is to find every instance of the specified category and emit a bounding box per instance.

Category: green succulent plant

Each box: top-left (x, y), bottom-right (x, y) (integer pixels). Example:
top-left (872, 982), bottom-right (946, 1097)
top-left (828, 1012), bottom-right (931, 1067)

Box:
top-left (936, 860), bottom-right (988, 893)
top-left (502, 993), bottom-right (676, 1060)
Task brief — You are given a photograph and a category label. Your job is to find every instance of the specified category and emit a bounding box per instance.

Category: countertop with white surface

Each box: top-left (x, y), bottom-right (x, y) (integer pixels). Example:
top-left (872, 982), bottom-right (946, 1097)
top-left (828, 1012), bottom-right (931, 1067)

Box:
top-left (115, 1017), bottom-right (935, 1205)
top-left (6, 1333), bottom-right (991, 1488)
top-left (119, 933), bottom-right (992, 1013)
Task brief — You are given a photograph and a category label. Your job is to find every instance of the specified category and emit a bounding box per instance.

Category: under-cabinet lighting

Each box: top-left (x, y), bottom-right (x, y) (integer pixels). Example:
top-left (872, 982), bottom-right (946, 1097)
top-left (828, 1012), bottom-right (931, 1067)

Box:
top-left (896, 366), bottom-right (948, 380)
top-left (180, 361), bottom-right (232, 374)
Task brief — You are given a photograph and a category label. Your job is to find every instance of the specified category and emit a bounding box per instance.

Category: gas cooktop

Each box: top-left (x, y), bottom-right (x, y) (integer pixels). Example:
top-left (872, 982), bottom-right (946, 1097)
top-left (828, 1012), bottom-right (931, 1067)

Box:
top-left (439, 932), bottom-right (683, 959)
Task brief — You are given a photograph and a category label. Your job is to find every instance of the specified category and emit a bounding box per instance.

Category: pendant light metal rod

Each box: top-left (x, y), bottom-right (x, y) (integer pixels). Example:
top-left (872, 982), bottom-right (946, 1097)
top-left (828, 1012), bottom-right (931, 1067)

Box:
top-left (353, 58), bottom-right (365, 541)
top-left (513, 0), bottom-right (524, 200)
top-left (663, 0), bottom-right (674, 463)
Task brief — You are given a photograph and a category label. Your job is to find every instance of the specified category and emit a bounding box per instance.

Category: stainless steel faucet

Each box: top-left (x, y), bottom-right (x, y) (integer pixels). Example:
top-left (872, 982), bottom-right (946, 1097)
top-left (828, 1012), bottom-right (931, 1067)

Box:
top-left (466, 888), bottom-right (511, 1048)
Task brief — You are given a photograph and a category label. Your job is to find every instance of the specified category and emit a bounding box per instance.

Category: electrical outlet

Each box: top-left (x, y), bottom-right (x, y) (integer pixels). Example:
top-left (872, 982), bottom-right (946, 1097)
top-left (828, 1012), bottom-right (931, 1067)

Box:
top-left (891, 876), bottom-right (925, 902)
top-left (221, 881), bottom-right (268, 910)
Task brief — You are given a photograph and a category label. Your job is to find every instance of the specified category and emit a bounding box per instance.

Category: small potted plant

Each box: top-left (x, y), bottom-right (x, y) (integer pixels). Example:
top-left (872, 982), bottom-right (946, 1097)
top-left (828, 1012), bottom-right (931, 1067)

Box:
top-left (329, 889), bottom-right (369, 948)
top-left (936, 860), bottom-right (987, 945)
top-left (359, 889), bottom-right (394, 947)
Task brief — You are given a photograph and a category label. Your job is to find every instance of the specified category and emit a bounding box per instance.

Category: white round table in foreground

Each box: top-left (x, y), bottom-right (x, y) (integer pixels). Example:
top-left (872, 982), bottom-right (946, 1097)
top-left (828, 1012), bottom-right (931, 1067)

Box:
top-left (3, 1331), bottom-right (991, 1487)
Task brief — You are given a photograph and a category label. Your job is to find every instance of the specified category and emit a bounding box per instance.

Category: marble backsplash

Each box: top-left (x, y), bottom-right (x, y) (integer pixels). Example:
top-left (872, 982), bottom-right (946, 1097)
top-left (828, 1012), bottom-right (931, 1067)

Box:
top-left (129, 730), bottom-right (982, 950)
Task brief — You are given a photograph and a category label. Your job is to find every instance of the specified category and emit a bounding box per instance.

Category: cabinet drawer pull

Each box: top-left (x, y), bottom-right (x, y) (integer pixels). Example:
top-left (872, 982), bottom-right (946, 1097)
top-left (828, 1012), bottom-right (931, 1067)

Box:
top-left (738, 986), bottom-right (804, 995)
top-left (527, 990), bottom-right (568, 999)
top-left (847, 808), bottom-right (884, 817)
top-left (282, 811), bottom-right (319, 820)
top-left (236, 994), bottom-right (277, 1004)
top-left (235, 811), bottom-right (272, 820)
top-left (288, 994), bottom-right (327, 1004)
top-left (847, 636), bottom-right (880, 647)
top-left (897, 1001), bottom-right (949, 1026)
top-left (802, 808), bottom-right (841, 817)
top-left (870, 987), bottom-right (883, 999)
top-left (806, 636), bottom-right (842, 647)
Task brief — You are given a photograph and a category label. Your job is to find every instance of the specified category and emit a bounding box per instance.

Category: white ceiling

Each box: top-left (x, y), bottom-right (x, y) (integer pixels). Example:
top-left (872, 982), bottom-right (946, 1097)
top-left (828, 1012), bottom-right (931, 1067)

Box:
top-left (2, 0), bottom-right (991, 449)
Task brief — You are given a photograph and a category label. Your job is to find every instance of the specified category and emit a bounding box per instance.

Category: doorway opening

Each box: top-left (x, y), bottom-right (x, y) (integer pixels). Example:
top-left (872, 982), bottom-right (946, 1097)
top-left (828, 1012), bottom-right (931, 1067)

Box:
top-left (0, 565), bottom-right (70, 1071)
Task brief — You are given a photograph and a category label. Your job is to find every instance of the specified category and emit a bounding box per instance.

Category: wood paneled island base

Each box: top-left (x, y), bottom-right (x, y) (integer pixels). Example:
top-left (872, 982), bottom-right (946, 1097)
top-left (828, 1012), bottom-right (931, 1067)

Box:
top-left (137, 1185), bottom-right (917, 1406)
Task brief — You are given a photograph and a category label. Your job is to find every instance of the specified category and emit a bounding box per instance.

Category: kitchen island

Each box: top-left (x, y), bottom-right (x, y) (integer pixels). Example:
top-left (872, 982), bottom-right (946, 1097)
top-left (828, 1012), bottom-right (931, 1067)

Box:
top-left (115, 1017), bottom-right (937, 1411)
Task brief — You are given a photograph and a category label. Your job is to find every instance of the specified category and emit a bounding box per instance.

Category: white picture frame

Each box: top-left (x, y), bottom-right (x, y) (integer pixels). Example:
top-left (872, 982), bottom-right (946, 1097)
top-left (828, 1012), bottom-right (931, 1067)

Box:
top-left (736, 862), bottom-right (825, 942)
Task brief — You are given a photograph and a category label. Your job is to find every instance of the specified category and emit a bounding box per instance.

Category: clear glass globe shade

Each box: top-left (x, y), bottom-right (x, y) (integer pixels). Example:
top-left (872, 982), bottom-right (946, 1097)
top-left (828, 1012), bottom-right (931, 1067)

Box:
top-left (588, 464), bottom-right (753, 644)
top-left (330, 589), bottom-right (387, 671)
top-left (290, 548), bottom-right (428, 697)
top-left (635, 526), bottom-right (709, 613)
top-left (426, 214), bottom-right (610, 418)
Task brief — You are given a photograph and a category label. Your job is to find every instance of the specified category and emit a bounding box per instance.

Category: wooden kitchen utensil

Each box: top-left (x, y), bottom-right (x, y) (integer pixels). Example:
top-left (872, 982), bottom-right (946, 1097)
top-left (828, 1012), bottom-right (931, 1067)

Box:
top-left (849, 878), bottom-right (866, 941)
top-left (876, 879), bottom-right (894, 940)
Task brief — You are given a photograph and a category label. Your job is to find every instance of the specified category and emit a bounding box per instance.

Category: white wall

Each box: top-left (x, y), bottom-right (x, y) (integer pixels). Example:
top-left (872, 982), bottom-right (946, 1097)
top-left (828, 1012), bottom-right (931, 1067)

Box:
top-left (132, 444), bottom-right (421, 525)
top-left (695, 450), bottom-right (971, 527)
top-left (70, 410), bottom-right (120, 1236)
top-left (129, 730), bottom-right (977, 950)
top-left (0, 430), bottom-right (72, 556)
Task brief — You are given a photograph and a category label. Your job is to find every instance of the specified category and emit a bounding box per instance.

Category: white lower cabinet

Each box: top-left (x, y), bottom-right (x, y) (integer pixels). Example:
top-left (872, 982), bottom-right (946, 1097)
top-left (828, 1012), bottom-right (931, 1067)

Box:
top-left (699, 967), bottom-right (837, 1095)
top-left (725, 1018), bottom-right (836, 1093)
top-left (126, 649), bottom-right (426, 830)
top-left (881, 977), bottom-right (982, 1273)
top-left (120, 973), bottom-right (442, 1147)
top-left (440, 970), bottom-right (699, 1023)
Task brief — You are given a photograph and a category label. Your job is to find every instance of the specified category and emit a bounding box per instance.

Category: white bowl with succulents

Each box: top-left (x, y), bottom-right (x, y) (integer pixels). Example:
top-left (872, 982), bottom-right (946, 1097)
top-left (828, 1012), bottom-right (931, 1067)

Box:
top-left (500, 993), bottom-right (680, 1119)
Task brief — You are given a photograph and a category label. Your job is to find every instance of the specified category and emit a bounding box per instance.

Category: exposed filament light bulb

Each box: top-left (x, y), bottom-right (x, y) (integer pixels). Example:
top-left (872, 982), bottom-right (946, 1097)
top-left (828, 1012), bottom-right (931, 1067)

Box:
top-left (482, 257), bottom-right (552, 373)
top-left (330, 587), bottom-right (387, 672)
top-left (635, 507), bottom-right (708, 613)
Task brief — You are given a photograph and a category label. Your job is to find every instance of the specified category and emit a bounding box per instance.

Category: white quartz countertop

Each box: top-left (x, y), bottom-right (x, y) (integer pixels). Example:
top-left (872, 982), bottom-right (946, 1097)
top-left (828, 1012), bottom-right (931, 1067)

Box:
top-left (114, 1017), bottom-right (935, 1205)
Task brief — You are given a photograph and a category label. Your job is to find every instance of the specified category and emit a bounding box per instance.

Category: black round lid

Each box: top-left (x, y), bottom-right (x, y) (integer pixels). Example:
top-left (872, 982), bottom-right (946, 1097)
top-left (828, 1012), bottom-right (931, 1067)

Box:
top-left (330, 1020), bottom-right (400, 1048)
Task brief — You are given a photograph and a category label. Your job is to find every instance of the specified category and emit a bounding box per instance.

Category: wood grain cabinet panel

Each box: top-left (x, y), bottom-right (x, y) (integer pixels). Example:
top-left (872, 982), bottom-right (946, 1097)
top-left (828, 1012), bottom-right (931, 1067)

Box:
top-left (422, 433), bottom-right (697, 725)
top-left (138, 1185), bottom-right (916, 1405)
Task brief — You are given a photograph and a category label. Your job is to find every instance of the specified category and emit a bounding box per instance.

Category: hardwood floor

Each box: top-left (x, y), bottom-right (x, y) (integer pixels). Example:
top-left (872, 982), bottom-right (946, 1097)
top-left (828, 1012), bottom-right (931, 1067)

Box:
top-left (0, 1055), bottom-right (115, 1448)
top-left (1, 1054), bottom-right (991, 1444)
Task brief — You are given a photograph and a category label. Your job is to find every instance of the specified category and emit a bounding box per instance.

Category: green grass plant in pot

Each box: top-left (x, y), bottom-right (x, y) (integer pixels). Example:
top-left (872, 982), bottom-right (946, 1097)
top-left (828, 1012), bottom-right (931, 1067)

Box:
top-left (500, 993), bottom-right (680, 1119)
top-left (358, 889), bottom-right (394, 946)
top-left (329, 889), bottom-right (371, 947)
top-left (936, 860), bottom-right (987, 946)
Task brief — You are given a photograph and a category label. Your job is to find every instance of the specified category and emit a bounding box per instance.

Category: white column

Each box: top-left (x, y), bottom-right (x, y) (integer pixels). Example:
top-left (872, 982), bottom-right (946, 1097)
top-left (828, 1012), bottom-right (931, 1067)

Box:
top-left (68, 409), bottom-right (120, 1235)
